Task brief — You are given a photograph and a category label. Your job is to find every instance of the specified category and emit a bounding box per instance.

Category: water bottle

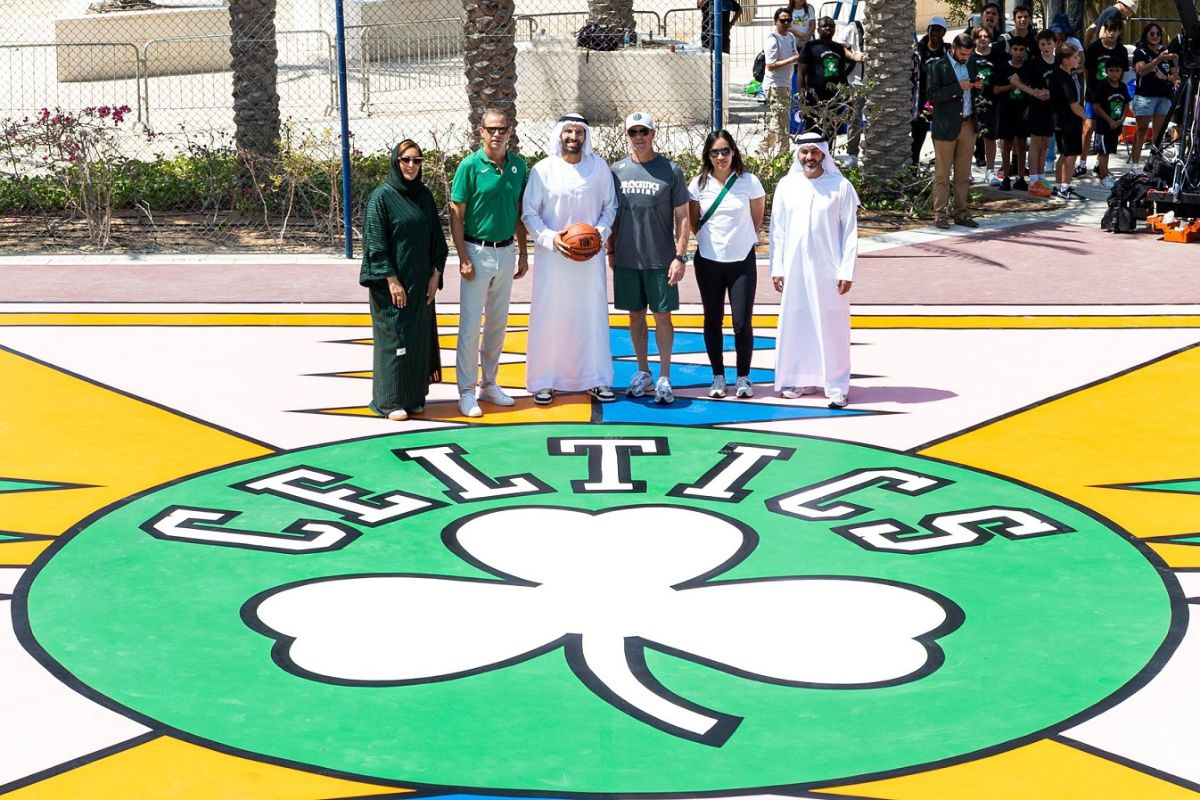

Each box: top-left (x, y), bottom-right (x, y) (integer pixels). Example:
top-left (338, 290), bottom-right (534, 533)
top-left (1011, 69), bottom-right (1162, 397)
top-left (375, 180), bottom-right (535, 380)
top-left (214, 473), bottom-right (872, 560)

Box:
top-left (623, 30), bottom-right (631, 48)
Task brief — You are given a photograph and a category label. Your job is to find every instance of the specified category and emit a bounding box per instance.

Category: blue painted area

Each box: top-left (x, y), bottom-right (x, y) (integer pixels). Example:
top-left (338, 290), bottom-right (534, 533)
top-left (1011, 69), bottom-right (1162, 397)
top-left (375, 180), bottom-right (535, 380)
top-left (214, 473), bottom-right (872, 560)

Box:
top-left (599, 395), bottom-right (872, 425)
top-left (611, 360), bottom-right (775, 390)
top-left (608, 330), bottom-right (775, 358)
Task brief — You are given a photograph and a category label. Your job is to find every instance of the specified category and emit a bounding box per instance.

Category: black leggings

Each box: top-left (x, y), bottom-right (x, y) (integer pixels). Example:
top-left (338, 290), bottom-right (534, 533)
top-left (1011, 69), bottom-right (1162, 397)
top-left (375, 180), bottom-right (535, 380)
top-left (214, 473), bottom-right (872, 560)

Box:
top-left (694, 249), bottom-right (757, 377)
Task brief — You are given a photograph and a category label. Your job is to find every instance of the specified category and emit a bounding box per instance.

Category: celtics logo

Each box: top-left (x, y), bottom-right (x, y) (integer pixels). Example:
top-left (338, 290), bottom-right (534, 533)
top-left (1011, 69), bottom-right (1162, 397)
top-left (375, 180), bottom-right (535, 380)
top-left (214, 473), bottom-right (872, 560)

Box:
top-left (22, 424), bottom-right (1177, 793)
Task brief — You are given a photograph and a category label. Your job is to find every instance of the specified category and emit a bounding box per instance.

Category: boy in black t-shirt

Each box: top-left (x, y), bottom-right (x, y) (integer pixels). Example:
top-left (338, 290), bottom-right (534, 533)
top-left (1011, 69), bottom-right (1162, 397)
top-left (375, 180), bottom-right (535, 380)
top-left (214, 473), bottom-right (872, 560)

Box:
top-left (1081, 19), bottom-right (1129, 174)
top-left (998, 39), bottom-right (1030, 191)
top-left (1049, 42), bottom-right (1086, 200)
top-left (1091, 62), bottom-right (1130, 188)
top-left (1018, 29), bottom-right (1057, 195)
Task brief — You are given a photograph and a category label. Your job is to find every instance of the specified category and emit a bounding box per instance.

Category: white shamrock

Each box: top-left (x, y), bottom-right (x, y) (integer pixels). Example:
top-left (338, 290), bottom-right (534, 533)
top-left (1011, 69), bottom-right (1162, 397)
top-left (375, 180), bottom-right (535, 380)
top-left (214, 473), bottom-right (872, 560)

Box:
top-left (252, 506), bottom-right (952, 745)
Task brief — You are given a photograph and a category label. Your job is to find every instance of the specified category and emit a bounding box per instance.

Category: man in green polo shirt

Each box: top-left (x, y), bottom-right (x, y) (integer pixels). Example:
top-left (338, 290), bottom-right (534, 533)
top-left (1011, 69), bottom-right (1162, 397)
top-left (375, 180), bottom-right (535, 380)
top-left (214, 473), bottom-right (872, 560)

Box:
top-left (449, 107), bottom-right (529, 418)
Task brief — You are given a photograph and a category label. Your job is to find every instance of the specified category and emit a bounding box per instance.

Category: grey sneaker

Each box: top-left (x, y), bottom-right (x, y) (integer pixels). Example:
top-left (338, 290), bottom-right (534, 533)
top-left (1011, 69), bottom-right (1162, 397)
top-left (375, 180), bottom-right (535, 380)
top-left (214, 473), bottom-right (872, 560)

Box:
top-left (734, 376), bottom-right (753, 398)
top-left (828, 389), bottom-right (848, 408)
top-left (478, 383), bottom-right (515, 407)
top-left (708, 375), bottom-right (727, 398)
top-left (626, 370), bottom-right (653, 397)
top-left (458, 391), bottom-right (483, 418)
top-left (654, 376), bottom-right (674, 404)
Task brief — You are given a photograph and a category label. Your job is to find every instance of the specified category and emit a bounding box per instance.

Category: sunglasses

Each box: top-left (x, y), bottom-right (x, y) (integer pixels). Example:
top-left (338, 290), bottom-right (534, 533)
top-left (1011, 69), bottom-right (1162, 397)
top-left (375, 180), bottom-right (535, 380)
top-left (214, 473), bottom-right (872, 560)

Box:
top-left (709, 147), bottom-right (732, 157)
top-left (628, 127), bottom-right (652, 136)
top-left (1146, 29), bottom-right (1161, 36)
top-left (482, 125), bottom-right (510, 135)
top-left (775, 16), bottom-right (790, 22)
top-left (399, 156), bottom-right (424, 164)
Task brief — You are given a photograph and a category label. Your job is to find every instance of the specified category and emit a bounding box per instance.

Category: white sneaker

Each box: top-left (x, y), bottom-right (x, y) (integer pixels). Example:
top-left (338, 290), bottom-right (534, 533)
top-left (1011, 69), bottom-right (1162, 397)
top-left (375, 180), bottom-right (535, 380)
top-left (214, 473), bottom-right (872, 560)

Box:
top-left (780, 386), bottom-right (816, 399)
top-left (734, 376), bottom-right (754, 398)
top-left (708, 375), bottom-right (726, 397)
top-left (626, 370), bottom-right (653, 397)
top-left (986, 169), bottom-right (999, 186)
top-left (654, 376), bottom-right (674, 404)
top-left (386, 408), bottom-right (408, 421)
top-left (478, 383), bottom-right (515, 406)
top-left (828, 389), bottom-right (848, 408)
top-left (1100, 176), bottom-right (1116, 189)
top-left (458, 391), bottom-right (482, 418)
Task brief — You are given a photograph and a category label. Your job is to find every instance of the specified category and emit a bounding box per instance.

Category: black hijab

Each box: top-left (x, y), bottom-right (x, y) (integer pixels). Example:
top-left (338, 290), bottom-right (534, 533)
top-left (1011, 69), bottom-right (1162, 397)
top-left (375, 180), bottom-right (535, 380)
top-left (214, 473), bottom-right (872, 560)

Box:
top-left (386, 139), bottom-right (423, 197)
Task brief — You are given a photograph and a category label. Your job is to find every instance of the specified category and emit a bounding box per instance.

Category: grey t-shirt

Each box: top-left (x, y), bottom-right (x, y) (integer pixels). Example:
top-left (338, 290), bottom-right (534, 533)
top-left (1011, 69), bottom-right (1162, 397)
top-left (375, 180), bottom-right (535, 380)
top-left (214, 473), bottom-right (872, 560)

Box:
top-left (611, 154), bottom-right (689, 270)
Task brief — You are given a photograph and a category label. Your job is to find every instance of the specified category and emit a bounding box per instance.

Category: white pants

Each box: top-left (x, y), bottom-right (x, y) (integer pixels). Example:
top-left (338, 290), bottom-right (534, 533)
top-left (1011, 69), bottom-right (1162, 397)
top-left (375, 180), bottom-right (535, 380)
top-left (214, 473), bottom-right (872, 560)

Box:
top-left (456, 241), bottom-right (515, 393)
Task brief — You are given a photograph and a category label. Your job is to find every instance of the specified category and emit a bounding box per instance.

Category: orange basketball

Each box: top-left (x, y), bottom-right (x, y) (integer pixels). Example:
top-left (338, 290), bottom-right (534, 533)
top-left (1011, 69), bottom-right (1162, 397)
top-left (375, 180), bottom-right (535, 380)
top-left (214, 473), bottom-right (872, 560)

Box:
top-left (561, 222), bottom-right (602, 262)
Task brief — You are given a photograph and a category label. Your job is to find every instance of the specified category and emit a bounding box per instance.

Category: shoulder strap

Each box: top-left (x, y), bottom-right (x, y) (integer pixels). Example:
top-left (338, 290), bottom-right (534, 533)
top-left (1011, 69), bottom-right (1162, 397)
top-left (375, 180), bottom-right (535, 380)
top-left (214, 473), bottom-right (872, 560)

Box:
top-left (697, 173), bottom-right (739, 229)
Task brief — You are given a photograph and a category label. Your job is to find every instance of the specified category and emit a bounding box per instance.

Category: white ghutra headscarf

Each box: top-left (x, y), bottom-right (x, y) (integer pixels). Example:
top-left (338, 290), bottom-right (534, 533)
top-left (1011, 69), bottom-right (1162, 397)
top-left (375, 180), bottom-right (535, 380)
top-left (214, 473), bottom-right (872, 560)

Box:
top-left (788, 131), bottom-right (844, 179)
top-left (547, 112), bottom-right (596, 158)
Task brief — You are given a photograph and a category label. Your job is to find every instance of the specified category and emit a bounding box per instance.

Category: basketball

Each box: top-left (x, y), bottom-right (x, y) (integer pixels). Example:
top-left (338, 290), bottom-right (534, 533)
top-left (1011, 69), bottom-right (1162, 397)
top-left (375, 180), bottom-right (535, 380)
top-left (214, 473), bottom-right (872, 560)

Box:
top-left (561, 222), bottom-right (602, 262)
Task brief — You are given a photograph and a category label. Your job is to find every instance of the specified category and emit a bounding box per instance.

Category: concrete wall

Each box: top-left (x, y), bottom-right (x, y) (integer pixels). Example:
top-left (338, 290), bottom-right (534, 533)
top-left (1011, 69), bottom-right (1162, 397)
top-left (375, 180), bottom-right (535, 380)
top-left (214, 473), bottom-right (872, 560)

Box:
top-left (54, 6), bottom-right (231, 82)
top-left (515, 45), bottom-right (725, 124)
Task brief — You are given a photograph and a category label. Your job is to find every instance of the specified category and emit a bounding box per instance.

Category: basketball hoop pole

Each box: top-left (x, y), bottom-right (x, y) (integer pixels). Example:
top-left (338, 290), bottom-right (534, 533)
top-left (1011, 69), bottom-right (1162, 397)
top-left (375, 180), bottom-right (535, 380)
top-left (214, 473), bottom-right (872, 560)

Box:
top-left (334, 0), bottom-right (354, 260)
top-left (713, 0), bottom-right (724, 129)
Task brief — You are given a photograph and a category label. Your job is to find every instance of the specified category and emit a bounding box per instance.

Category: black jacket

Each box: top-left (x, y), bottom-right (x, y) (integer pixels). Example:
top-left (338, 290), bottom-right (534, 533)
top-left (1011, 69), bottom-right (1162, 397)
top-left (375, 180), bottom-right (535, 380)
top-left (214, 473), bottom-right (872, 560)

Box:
top-left (926, 53), bottom-right (979, 141)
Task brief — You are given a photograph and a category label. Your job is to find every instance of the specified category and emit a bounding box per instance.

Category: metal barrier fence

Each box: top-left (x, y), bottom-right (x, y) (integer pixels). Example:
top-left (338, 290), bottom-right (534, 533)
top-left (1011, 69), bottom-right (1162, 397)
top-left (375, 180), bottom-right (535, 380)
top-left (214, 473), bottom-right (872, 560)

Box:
top-left (0, 7), bottom-right (735, 253)
top-left (1, 41), bottom-right (142, 124)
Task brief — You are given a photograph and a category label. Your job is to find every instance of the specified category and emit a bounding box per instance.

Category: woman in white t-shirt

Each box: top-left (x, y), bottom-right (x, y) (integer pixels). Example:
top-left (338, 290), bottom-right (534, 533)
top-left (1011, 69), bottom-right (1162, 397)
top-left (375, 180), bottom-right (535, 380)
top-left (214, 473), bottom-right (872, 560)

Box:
top-left (688, 130), bottom-right (766, 400)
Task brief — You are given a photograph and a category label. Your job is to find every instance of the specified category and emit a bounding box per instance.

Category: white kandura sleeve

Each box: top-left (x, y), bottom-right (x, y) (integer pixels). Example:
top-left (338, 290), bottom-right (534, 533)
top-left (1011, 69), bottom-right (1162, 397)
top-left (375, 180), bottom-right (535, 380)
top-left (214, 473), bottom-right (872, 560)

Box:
top-left (595, 165), bottom-right (618, 242)
top-left (521, 169), bottom-right (557, 249)
top-left (836, 182), bottom-right (859, 282)
top-left (768, 181), bottom-right (790, 279)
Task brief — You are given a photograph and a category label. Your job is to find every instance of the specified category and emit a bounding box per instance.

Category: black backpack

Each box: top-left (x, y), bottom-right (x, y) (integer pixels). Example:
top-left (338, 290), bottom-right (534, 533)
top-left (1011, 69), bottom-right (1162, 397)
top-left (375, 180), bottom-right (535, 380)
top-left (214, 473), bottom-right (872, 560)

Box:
top-left (1100, 172), bottom-right (1154, 233)
top-left (753, 50), bottom-right (766, 82)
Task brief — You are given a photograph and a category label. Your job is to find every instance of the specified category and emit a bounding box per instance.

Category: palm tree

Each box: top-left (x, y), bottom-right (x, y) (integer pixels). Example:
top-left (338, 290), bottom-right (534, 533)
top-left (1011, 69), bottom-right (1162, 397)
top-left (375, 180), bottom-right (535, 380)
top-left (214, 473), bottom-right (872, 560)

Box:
top-left (228, 0), bottom-right (281, 160)
top-left (462, 0), bottom-right (518, 137)
top-left (861, 0), bottom-right (913, 180)
top-left (588, 0), bottom-right (635, 32)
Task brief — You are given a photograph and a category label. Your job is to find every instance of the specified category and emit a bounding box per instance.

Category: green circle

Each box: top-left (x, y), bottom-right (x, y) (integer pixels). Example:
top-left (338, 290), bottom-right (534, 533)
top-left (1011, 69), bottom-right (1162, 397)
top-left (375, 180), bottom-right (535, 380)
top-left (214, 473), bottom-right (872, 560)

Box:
top-left (23, 424), bottom-right (1177, 793)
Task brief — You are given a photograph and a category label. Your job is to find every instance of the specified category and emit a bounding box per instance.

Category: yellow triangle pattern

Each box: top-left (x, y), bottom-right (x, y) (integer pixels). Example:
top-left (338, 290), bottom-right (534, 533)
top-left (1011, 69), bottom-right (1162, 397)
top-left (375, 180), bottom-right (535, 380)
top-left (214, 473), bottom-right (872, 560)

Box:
top-left (813, 739), bottom-right (1200, 799)
top-left (0, 349), bottom-right (271, 547)
top-left (2, 735), bottom-right (406, 800)
top-left (920, 345), bottom-right (1200, 545)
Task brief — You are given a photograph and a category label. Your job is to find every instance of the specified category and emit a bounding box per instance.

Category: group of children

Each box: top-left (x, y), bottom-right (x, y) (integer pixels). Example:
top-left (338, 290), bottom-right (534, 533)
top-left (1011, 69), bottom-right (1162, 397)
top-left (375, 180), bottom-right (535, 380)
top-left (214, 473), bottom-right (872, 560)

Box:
top-left (954, 5), bottom-right (1132, 200)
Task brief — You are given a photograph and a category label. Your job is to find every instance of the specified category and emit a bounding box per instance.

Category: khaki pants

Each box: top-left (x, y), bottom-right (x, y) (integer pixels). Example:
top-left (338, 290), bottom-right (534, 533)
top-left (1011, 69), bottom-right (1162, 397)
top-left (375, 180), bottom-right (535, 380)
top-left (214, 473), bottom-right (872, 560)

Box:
top-left (764, 86), bottom-right (794, 153)
top-left (933, 118), bottom-right (975, 222)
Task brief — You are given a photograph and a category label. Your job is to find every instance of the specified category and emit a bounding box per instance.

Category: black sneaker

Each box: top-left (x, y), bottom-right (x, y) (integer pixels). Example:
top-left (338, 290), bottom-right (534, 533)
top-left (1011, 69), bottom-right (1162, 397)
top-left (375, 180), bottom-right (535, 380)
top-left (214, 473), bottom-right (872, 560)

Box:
top-left (1092, 164), bottom-right (1101, 175)
top-left (1000, 176), bottom-right (1011, 191)
top-left (1013, 176), bottom-right (1028, 191)
top-left (1073, 164), bottom-right (1087, 178)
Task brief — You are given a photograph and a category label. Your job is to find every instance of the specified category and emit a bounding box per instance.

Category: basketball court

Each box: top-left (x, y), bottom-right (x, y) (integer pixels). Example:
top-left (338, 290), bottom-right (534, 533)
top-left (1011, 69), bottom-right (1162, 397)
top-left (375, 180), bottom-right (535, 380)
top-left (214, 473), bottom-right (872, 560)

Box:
top-left (3, 205), bottom-right (1200, 799)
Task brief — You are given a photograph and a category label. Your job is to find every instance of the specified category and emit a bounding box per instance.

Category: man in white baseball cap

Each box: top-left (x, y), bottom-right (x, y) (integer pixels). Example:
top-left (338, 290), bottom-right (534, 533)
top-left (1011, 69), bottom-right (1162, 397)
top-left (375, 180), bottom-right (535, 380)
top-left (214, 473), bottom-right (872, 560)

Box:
top-left (610, 110), bottom-right (690, 405)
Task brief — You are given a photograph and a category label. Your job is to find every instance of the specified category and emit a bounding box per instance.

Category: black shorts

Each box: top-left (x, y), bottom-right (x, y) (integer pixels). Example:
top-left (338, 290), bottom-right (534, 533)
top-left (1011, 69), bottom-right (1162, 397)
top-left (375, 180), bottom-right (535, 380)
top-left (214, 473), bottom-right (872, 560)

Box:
top-left (1091, 127), bottom-right (1120, 155)
top-left (998, 105), bottom-right (1028, 140)
top-left (1027, 103), bottom-right (1053, 136)
top-left (977, 103), bottom-right (1001, 140)
top-left (1055, 126), bottom-right (1084, 156)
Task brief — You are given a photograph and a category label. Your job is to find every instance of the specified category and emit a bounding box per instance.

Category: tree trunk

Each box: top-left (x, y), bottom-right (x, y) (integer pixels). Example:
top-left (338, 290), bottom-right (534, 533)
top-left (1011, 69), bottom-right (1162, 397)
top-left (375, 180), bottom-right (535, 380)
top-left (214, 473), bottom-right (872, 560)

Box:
top-left (228, 0), bottom-right (280, 160)
top-left (588, 0), bottom-right (635, 31)
top-left (462, 0), bottom-right (518, 142)
top-left (861, 0), bottom-right (913, 180)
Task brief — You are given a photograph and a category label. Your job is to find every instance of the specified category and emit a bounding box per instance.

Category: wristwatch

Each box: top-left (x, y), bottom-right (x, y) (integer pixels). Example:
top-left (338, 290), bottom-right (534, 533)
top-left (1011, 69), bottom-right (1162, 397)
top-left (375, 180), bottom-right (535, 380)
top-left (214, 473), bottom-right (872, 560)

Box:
top-left (673, 254), bottom-right (689, 264)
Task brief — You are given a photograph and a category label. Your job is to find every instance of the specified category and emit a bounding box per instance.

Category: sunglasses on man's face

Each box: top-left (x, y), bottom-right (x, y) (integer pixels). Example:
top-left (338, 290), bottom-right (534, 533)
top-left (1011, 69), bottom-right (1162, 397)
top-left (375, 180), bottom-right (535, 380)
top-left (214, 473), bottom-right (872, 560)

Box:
top-left (482, 125), bottom-right (510, 135)
top-left (399, 157), bottom-right (424, 164)
top-left (628, 127), bottom-right (652, 137)
top-left (709, 147), bottom-right (732, 157)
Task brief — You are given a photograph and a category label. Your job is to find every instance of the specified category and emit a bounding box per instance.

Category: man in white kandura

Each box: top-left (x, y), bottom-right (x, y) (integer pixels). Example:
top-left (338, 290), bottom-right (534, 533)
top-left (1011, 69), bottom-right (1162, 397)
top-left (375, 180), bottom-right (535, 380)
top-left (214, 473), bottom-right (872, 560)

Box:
top-left (521, 113), bottom-right (619, 406)
top-left (769, 131), bottom-right (859, 408)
